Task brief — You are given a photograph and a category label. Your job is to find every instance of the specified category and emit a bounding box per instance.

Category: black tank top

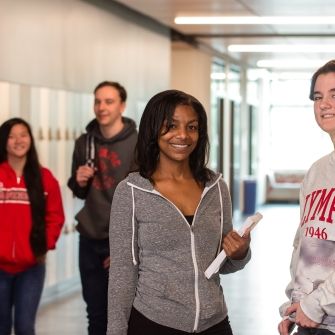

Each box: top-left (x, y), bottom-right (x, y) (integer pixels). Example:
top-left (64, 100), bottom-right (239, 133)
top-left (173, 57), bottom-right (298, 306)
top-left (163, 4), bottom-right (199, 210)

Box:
top-left (184, 215), bottom-right (194, 225)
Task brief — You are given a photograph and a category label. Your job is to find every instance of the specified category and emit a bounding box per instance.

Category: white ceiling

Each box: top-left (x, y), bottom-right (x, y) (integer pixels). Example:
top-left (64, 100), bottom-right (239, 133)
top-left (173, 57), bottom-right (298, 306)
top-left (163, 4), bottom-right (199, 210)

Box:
top-left (114, 0), bottom-right (335, 70)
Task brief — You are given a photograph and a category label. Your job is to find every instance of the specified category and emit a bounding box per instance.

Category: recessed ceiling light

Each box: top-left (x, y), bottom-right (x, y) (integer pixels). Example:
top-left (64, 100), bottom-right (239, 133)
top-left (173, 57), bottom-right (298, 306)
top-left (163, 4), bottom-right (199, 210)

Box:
top-left (175, 16), bottom-right (335, 25)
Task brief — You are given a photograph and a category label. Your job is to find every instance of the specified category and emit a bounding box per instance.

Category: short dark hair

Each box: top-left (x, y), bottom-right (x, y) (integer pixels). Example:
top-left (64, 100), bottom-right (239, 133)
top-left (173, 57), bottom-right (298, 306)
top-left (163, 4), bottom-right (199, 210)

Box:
top-left (0, 117), bottom-right (46, 257)
top-left (94, 81), bottom-right (127, 102)
top-left (309, 60), bottom-right (335, 100)
top-left (136, 89), bottom-right (212, 184)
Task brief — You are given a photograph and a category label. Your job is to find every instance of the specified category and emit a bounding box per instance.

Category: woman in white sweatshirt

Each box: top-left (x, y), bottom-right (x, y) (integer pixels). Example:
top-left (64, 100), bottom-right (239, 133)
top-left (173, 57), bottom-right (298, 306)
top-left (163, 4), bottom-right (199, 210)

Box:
top-left (278, 60), bottom-right (335, 335)
top-left (107, 89), bottom-right (251, 335)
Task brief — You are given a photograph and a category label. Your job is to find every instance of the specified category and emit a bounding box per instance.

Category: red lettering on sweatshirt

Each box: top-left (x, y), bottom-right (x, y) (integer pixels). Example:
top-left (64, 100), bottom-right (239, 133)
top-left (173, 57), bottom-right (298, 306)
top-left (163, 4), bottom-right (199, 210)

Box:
top-left (327, 196), bottom-right (335, 224)
top-left (301, 188), bottom-right (335, 226)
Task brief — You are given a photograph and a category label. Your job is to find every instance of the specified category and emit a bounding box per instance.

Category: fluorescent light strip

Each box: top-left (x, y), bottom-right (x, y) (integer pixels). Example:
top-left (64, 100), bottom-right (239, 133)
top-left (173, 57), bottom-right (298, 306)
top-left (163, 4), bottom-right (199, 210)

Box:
top-left (257, 59), bottom-right (327, 69)
top-left (211, 72), bottom-right (226, 80)
top-left (275, 72), bottom-right (314, 80)
top-left (210, 72), bottom-right (241, 80)
top-left (257, 59), bottom-right (328, 69)
top-left (228, 44), bottom-right (335, 52)
top-left (175, 16), bottom-right (335, 25)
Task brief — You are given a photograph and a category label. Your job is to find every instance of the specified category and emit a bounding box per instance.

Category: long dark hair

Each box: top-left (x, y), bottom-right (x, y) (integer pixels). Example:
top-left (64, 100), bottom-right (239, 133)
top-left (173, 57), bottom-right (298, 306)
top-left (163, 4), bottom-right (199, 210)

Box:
top-left (136, 89), bottom-right (212, 184)
top-left (0, 118), bottom-right (46, 257)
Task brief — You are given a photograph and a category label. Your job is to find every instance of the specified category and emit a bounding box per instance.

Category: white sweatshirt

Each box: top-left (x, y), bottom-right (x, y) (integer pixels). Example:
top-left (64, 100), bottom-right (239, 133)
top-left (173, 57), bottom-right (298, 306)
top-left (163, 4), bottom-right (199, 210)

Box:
top-left (280, 150), bottom-right (335, 331)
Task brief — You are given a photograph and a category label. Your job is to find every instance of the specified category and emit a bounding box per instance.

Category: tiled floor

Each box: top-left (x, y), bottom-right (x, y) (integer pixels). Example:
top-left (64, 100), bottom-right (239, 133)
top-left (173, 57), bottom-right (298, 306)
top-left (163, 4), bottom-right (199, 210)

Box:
top-left (36, 203), bottom-right (300, 334)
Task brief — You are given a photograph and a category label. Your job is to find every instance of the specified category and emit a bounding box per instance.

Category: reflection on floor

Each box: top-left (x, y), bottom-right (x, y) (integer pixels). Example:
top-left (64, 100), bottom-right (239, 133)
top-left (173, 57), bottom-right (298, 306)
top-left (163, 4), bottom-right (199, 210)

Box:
top-left (36, 203), bottom-right (300, 335)
top-left (221, 203), bottom-right (299, 335)
top-left (36, 291), bottom-right (86, 335)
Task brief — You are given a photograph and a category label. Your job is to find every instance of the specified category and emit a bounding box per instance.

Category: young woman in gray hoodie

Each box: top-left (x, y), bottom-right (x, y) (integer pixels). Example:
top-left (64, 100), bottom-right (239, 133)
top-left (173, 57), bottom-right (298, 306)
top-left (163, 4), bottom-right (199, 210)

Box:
top-left (107, 89), bottom-right (251, 335)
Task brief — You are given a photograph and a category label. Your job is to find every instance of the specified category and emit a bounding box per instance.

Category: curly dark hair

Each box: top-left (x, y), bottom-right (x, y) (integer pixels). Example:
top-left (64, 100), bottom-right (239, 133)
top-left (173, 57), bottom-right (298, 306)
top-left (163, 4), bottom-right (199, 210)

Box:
top-left (136, 89), bottom-right (213, 184)
top-left (309, 60), bottom-right (335, 100)
top-left (0, 117), bottom-right (46, 257)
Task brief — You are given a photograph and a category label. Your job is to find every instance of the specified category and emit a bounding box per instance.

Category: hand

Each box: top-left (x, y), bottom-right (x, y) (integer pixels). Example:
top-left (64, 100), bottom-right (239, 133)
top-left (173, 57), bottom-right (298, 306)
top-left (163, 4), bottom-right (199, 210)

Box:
top-left (76, 165), bottom-right (95, 187)
top-left (36, 254), bottom-right (46, 264)
top-left (278, 317), bottom-right (295, 335)
top-left (103, 256), bottom-right (110, 269)
top-left (222, 229), bottom-right (251, 260)
top-left (285, 303), bottom-right (319, 329)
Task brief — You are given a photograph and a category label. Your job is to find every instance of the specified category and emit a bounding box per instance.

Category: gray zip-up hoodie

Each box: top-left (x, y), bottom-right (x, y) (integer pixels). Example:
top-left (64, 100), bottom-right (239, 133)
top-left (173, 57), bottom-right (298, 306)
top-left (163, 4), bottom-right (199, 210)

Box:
top-left (107, 171), bottom-right (251, 334)
top-left (67, 117), bottom-right (137, 239)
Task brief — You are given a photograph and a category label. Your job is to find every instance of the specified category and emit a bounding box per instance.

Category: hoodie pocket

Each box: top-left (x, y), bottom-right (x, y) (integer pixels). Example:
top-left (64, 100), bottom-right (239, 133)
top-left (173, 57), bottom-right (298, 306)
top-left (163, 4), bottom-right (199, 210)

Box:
top-left (199, 280), bottom-right (225, 319)
top-left (137, 277), bottom-right (166, 299)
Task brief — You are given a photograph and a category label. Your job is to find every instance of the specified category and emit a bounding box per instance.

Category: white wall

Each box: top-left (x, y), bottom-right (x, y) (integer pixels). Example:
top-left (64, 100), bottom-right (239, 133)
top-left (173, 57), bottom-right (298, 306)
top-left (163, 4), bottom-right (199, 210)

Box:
top-left (0, 0), bottom-right (172, 301)
top-left (171, 43), bottom-right (212, 115)
top-left (0, 0), bottom-right (171, 123)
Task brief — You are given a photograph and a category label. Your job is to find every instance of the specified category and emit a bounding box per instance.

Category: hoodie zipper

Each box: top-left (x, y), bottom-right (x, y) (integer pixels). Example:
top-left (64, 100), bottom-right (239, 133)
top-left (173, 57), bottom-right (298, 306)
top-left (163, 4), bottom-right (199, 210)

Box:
top-left (10, 174), bottom-right (21, 261)
top-left (151, 186), bottom-right (212, 332)
top-left (12, 175), bottom-right (22, 260)
top-left (128, 176), bottom-right (222, 332)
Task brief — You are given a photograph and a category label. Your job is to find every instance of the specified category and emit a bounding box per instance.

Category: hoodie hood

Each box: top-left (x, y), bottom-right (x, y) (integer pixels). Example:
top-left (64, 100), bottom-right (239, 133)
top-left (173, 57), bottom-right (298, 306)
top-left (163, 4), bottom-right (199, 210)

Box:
top-left (85, 116), bottom-right (137, 143)
top-left (126, 170), bottom-right (222, 191)
top-left (125, 171), bottom-right (223, 266)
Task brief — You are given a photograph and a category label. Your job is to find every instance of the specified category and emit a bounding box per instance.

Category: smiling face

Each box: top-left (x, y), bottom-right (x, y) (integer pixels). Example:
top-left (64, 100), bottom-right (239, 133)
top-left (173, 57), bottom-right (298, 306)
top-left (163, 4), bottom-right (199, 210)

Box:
top-left (6, 123), bottom-right (31, 161)
top-left (93, 85), bottom-right (125, 129)
top-left (313, 72), bottom-right (335, 141)
top-left (158, 104), bottom-right (199, 165)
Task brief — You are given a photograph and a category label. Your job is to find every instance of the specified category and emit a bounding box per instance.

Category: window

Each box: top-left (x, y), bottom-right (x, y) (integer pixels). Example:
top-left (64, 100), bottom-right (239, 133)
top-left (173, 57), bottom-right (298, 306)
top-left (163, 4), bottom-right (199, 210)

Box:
top-left (268, 77), bottom-right (332, 170)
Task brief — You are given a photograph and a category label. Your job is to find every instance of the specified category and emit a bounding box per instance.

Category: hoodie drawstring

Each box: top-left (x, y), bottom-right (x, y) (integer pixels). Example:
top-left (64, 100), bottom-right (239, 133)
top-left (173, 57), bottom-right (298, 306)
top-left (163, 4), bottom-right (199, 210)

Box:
top-left (131, 186), bottom-right (137, 265)
top-left (217, 182), bottom-right (224, 256)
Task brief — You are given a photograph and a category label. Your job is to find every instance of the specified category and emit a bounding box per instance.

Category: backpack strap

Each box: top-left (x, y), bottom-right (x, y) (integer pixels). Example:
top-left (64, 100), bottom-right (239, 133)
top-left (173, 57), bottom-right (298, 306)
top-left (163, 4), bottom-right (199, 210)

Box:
top-left (85, 134), bottom-right (95, 168)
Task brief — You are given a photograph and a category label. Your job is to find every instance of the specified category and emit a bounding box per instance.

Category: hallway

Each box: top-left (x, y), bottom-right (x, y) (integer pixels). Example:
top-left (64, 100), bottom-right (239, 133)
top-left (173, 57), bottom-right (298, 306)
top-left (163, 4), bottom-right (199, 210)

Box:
top-left (221, 203), bottom-right (299, 334)
top-left (36, 203), bottom-right (300, 335)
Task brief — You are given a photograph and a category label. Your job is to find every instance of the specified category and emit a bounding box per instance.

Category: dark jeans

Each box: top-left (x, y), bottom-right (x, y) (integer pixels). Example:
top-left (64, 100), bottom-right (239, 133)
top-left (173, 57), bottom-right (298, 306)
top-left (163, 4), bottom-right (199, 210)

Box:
top-left (79, 235), bottom-right (109, 335)
top-left (297, 327), bottom-right (334, 334)
top-left (128, 307), bottom-right (234, 335)
top-left (0, 263), bottom-right (45, 335)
